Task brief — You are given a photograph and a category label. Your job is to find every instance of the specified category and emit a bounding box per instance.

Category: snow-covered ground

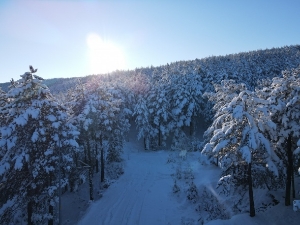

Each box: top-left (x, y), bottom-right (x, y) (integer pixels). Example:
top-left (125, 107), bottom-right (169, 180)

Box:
top-left (74, 137), bottom-right (300, 225)
top-left (206, 200), bottom-right (300, 225)
top-left (77, 139), bottom-right (199, 225)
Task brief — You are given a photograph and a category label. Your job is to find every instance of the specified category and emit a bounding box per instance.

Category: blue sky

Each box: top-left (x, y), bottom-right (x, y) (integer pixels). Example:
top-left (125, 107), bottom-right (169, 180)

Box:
top-left (0, 0), bottom-right (299, 83)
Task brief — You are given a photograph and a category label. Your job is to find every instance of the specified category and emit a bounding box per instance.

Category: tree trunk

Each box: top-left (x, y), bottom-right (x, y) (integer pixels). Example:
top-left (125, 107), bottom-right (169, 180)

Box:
top-left (285, 135), bottom-right (293, 206)
top-left (88, 167), bottom-right (94, 201)
top-left (100, 136), bottom-right (105, 183)
top-left (158, 123), bottom-right (161, 147)
top-left (292, 171), bottom-right (295, 198)
top-left (190, 121), bottom-right (193, 136)
top-left (87, 139), bottom-right (93, 201)
top-left (248, 163), bottom-right (255, 217)
top-left (84, 147), bottom-right (87, 163)
top-left (48, 173), bottom-right (54, 225)
top-left (27, 201), bottom-right (33, 225)
top-left (95, 144), bottom-right (99, 173)
top-left (48, 201), bottom-right (53, 225)
top-left (74, 152), bottom-right (78, 168)
top-left (190, 114), bottom-right (194, 136)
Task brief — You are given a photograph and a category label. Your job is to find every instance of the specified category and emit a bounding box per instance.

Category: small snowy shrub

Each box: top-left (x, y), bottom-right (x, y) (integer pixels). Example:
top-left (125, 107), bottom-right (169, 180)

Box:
top-left (216, 163), bottom-right (283, 214)
top-left (106, 139), bottom-right (123, 163)
top-left (105, 162), bottom-right (124, 180)
top-left (79, 174), bottom-right (86, 184)
top-left (176, 167), bottom-right (182, 180)
top-left (183, 167), bottom-right (194, 181)
top-left (100, 179), bottom-right (111, 189)
top-left (256, 193), bottom-right (279, 212)
top-left (186, 182), bottom-right (198, 204)
top-left (179, 150), bottom-right (187, 160)
top-left (196, 186), bottom-right (230, 222)
top-left (167, 153), bottom-right (176, 163)
top-left (173, 180), bottom-right (180, 193)
top-left (172, 132), bottom-right (192, 152)
top-left (191, 139), bottom-right (204, 152)
top-left (69, 168), bottom-right (79, 192)
top-left (181, 217), bottom-right (197, 225)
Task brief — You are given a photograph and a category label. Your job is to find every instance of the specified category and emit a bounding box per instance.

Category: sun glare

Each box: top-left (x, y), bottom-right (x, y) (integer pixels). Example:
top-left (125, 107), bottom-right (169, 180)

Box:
top-left (86, 33), bottom-right (126, 74)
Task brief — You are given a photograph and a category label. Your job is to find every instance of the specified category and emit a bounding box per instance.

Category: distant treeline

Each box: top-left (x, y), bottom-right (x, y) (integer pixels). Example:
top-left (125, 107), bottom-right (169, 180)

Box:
top-left (1, 45), bottom-right (299, 94)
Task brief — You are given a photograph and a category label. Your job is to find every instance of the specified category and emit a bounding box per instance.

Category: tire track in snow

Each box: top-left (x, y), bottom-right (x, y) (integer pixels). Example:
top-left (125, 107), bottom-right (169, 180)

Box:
top-left (102, 173), bottom-right (143, 225)
top-left (77, 151), bottom-right (183, 225)
top-left (117, 166), bottom-right (155, 225)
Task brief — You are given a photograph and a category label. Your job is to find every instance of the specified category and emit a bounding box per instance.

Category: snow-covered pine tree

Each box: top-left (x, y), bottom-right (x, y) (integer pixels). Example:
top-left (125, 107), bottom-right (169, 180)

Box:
top-left (147, 82), bottom-right (170, 148)
top-left (134, 95), bottom-right (152, 150)
top-left (168, 70), bottom-right (203, 148)
top-left (134, 66), bottom-right (172, 150)
top-left (264, 67), bottom-right (300, 206)
top-left (67, 80), bottom-right (96, 200)
top-left (129, 71), bottom-right (151, 105)
top-left (0, 70), bottom-right (79, 225)
top-left (92, 84), bottom-right (128, 179)
top-left (104, 86), bottom-right (131, 163)
top-left (62, 79), bottom-right (89, 193)
top-left (0, 87), bottom-right (7, 129)
top-left (202, 80), bottom-right (280, 217)
top-left (0, 87), bottom-right (7, 108)
top-left (70, 77), bottom-right (129, 198)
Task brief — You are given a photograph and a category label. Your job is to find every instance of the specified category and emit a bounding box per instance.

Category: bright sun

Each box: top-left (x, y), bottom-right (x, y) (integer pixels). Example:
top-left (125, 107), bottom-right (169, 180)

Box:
top-left (86, 33), bottom-right (126, 74)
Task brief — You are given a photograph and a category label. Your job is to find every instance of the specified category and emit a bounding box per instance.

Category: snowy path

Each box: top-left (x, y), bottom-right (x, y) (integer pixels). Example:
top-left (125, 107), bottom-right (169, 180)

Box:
top-left (77, 147), bottom-right (189, 225)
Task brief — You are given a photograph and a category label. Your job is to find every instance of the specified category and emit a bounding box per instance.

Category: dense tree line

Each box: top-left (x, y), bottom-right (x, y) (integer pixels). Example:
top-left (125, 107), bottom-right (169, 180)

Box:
top-left (1, 45), bottom-right (300, 223)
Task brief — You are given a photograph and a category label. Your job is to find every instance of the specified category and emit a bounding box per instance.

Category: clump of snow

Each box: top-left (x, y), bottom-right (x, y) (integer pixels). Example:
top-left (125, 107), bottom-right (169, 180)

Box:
top-left (7, 136), bottom-right (17, 150)
top-left (31, 131), bottom-right (39, 142)
top-left (44, 149), bottom-right (53, 156)
top-left (266, 158), bottom-right (279, 176)
top-left (239, 146), bottom-right (251, 163)
top-left (293, 200), bottom-right (300, 212)
top-left (45, 166), bottom-right (55, 173)
top-left (0, 139), bottom-right (6, 148)
top-left (0, 162), bottom-right (10, 176)
top-left (297, 139), bottom-right (300, 147)
top-left (212, 139), bottom-right (229, 153)
top-left (14, 114), bottom-right (28, 126)
top-left (0, 197), bottom-right (16, 215)
top-left (47, 114), bottom-right (57, 122)
top-left (52, 121), bottom-right (61, 128)
top-left (14, 154), bottom-right (24, 170)
top-left (233, 105), bottom-right (243, 120)
top-left (26, 108), bottom-right (40, 119)
top-left (48, 186), bottom-right (57, 197)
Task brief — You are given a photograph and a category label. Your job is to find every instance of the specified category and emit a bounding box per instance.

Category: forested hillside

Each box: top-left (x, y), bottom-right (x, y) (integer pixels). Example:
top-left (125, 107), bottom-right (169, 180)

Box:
top-left (1, 45), bottom-right (300, 224)
top-left (2, 45), bottom-right (300, 94)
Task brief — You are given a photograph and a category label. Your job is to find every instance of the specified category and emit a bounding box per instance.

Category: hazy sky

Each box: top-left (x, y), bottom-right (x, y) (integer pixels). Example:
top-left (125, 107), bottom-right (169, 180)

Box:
top-left (0, 0), bottom-right (299, 83)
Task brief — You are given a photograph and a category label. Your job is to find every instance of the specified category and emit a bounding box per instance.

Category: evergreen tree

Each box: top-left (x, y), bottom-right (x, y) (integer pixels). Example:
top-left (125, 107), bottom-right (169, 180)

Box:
top-left (0, 70), bottom-right (79, 224)
top-left (168, 71), bottom-right (203, 146)
top-left (202, 80), bottom-right (280, 217)
top-left (263, 67), bottom-right (300, 205)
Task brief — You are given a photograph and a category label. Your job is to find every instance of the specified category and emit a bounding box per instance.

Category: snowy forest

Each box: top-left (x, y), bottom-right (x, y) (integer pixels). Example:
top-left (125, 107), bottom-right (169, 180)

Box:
top-left (1, 45), bottom-right (300, 224)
